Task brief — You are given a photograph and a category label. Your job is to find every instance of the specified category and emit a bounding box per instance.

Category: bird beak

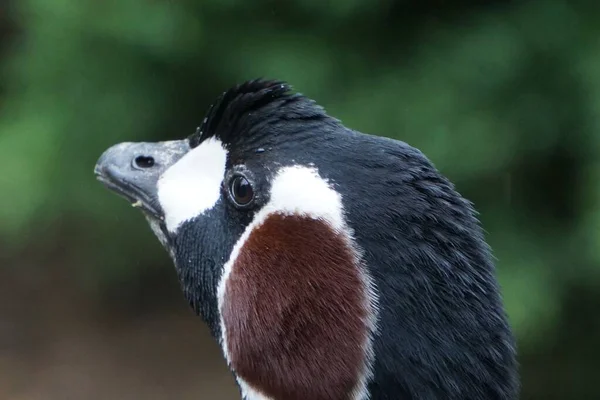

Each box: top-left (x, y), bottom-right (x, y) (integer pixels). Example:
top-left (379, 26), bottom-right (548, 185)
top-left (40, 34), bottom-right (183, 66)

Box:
top-left (94, 140), bottom-right (190, 220)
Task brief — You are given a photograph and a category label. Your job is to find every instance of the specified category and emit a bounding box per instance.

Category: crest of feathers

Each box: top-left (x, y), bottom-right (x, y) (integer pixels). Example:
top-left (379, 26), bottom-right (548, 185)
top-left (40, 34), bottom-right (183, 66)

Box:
top-left (188, 79), bottom-right (329, 148)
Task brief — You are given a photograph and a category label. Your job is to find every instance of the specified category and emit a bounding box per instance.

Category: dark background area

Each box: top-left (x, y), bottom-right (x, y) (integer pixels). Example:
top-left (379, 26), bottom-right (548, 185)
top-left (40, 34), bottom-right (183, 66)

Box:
top-left (1, 0), bottom-right (599, 398)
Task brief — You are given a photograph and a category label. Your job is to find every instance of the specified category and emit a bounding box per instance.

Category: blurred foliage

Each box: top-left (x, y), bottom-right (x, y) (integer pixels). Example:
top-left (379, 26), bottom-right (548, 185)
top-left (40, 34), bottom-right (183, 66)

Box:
top-left (1, 0), bottom-right (599, 397)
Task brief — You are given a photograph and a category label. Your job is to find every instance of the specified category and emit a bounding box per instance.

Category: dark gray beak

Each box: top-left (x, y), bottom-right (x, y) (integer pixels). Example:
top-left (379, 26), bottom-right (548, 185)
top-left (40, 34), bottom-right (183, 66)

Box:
top-left (94, 140), bottom-right (190, 219)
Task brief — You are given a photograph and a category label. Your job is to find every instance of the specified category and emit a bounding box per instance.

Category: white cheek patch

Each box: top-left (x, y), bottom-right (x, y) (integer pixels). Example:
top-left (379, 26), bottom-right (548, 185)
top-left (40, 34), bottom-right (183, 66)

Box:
top-left (157, 137), bottom-right (228, 233)
top-left (217, 165), bottom-right (379, 400)
top-left (263, 165), bottom-right (346, 229)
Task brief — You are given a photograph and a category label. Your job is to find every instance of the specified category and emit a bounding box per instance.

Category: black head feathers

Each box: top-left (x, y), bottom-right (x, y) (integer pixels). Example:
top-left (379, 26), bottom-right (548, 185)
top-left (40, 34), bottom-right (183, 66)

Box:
top-left (188, 79), bottom-right (330, 149)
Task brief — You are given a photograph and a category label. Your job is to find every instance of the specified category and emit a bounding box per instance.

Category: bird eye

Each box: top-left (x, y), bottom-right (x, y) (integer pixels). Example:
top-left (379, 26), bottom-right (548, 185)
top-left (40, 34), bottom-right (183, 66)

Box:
top-left (229, 175), bottom-right (254, 206)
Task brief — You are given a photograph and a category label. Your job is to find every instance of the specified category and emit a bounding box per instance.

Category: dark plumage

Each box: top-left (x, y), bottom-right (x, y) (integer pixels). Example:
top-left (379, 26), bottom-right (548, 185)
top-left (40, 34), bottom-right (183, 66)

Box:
top-left (95, 79), bottom-right (519, 399)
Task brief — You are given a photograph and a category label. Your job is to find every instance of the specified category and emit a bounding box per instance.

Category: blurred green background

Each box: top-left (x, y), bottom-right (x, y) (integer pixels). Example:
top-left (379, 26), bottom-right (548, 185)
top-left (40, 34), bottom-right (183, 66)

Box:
top-left (0, 0), bottom-right (598, 398)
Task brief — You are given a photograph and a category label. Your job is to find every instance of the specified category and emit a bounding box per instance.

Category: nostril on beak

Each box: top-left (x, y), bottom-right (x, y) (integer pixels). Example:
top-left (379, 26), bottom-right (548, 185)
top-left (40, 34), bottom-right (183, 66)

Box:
top-left (133, 155), bottom-right (155, 169)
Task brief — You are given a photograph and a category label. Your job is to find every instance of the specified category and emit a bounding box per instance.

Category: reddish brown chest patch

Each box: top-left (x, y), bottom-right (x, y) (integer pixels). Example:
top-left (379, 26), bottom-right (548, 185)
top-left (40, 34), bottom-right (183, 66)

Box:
top-left (221, 213), bottom-right (371, 400)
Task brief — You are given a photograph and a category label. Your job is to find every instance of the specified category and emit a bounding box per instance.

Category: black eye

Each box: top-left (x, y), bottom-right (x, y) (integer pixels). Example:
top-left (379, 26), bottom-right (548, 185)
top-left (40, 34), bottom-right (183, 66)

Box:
top-left (229, 175), bottom-right (254, 206)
